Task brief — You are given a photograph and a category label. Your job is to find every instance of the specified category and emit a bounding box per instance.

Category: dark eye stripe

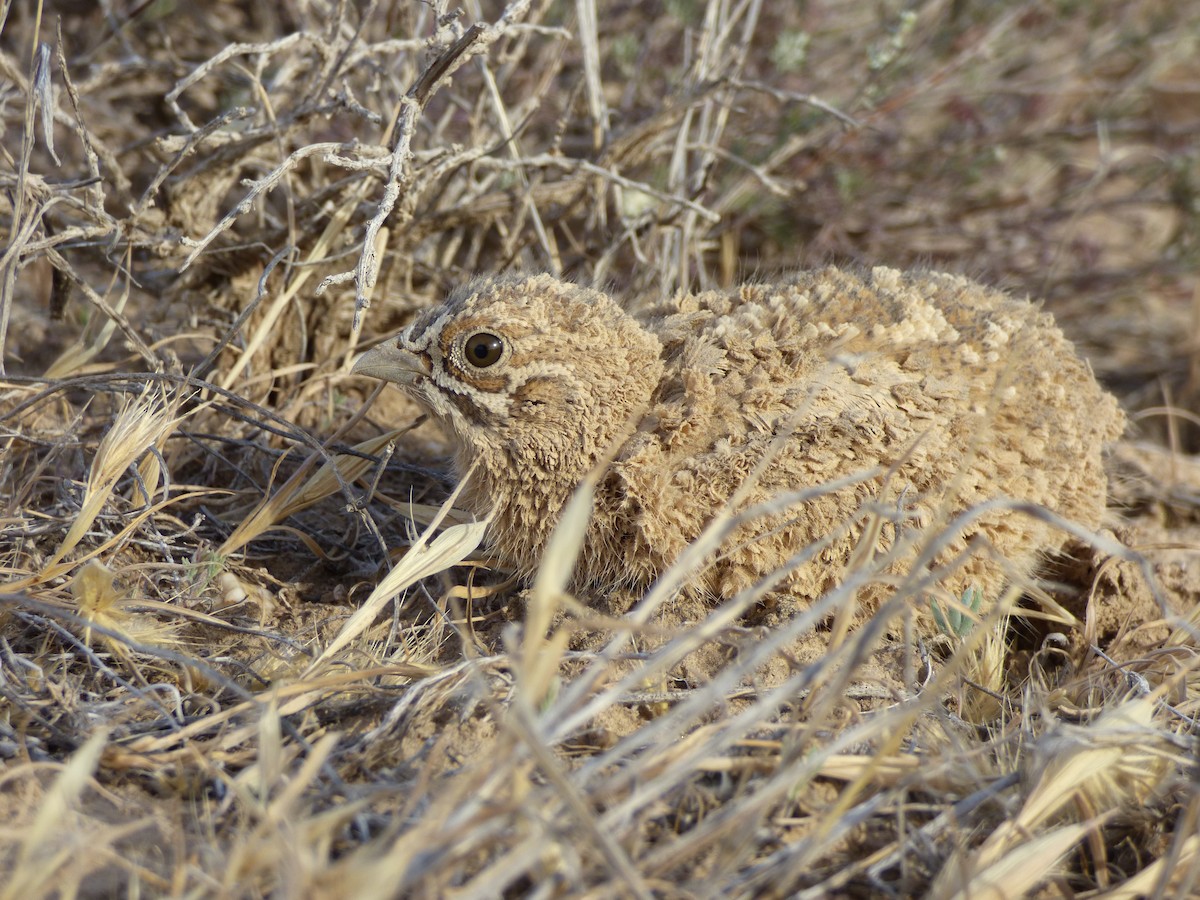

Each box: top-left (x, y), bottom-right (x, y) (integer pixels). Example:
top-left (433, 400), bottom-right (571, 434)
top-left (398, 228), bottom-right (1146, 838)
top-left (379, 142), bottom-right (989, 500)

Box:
top-left (444, 386), bottom-right (498, 427)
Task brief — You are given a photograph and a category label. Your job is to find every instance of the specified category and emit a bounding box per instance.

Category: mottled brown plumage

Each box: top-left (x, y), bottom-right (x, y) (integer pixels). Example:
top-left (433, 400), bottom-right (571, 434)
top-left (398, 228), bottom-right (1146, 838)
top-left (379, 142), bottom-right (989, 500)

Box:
top-left (354, 268), bottom-right (1124, 620)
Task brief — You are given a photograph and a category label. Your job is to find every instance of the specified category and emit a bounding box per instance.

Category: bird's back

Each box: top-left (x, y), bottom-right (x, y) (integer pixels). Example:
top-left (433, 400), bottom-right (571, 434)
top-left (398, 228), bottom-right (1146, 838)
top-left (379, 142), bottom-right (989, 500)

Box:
top-left (600, 266), bottom-right (1123, 614)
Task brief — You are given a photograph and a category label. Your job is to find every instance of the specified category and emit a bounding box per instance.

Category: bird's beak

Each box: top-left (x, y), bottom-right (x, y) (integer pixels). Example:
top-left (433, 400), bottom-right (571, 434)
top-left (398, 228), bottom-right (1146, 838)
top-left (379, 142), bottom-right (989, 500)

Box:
top-left (351, 342), bottom-right (431, 387)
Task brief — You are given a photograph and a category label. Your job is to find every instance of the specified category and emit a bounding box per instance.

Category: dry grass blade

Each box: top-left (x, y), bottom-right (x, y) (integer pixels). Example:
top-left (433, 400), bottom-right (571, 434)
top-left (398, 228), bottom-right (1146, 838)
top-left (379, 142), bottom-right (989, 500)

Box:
top-left (218, 428), bottom-right (409, 557)
top-left (308, 514), bottom-right (489, 669)
top-left (68, 558), bottom-right (181, 655)
top-left (221, 730), bottom-right (345, 891)
top-left (520, 459), bottom-right (601, 704)
top-left (932, 695), bottom-right (1185, 898)
top-left (1, 730), bottom-right (110, 900)
top-left (998, 697), bottom-right (1168, 847)
top-left (42, 268), bottom-right (130, 379)
top-left (118, 665), bottom-right (432, 758)
top-left (934, 816), bottom-right (1115, 900)
top-left (46, 387), bottom-right (184, 570)
top-left (1092, 834), bottom-right (1200, 899)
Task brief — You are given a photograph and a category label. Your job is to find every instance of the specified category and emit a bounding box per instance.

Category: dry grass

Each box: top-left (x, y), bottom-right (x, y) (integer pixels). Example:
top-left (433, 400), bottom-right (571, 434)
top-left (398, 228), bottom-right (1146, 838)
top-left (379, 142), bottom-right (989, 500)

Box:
top-left (1, 0), bottom-right (1198, 896)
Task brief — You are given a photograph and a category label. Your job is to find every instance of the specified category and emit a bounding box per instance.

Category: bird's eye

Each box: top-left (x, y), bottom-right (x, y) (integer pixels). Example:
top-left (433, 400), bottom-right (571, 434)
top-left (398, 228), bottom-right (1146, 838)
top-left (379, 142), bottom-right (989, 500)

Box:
top-left (463, 332), bottom-right (505, 368)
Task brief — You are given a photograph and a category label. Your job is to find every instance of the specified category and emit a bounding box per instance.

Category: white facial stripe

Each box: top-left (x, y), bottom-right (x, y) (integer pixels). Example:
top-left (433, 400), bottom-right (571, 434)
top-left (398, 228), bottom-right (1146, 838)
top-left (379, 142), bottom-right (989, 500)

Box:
top-left (507, 360), bottom-right (576, 392)
top-left (433, 366), bottom-right (511, 417)
top-left (400, 306), bottom-right (580, 423)
top-left (398, 313), bottom-right (505, 419)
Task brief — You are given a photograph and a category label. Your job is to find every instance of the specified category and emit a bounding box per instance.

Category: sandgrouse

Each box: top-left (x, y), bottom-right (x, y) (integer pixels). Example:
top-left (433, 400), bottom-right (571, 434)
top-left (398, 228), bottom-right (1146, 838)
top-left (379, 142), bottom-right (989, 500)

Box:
top-left (353, 268), bottom-right (1124, 621)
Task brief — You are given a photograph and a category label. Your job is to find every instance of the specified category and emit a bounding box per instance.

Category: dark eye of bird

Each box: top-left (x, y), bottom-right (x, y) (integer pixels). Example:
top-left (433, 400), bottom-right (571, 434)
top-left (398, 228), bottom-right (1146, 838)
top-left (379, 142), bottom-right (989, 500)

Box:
top-left (464, 332), bottom-right (504, 368)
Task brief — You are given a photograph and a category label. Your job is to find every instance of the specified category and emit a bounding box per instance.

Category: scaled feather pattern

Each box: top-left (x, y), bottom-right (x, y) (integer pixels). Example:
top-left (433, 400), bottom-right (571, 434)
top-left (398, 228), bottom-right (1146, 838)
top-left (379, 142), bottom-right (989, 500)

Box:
top-left (354, 267), bottom-right (1124, 620)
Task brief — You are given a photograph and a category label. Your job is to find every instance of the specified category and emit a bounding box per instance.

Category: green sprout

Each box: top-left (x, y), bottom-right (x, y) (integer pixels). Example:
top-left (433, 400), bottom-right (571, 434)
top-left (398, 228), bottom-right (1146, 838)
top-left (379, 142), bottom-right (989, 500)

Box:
top-left (931, 585), bottom-right (984, 638)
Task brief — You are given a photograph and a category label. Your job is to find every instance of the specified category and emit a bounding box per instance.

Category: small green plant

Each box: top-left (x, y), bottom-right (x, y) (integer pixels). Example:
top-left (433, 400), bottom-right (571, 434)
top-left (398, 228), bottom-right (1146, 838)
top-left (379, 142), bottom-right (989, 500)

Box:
top-left (771, 30), bottom-right (811, 73)
top-left (931, 585), bottom-right (984, 637)
top-left (868, 9), bottom-right (918, 71)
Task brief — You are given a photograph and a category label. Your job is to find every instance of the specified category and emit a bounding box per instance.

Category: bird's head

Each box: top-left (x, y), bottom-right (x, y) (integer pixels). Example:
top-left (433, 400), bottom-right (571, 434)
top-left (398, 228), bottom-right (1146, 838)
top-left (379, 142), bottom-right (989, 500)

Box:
top-left (353, 274), bottom-right (665, 480)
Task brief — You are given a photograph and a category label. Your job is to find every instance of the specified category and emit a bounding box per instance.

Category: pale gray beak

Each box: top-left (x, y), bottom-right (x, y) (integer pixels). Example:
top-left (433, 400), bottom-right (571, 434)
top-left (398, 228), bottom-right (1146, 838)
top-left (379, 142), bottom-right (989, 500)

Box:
top-left (351, 342), bottom-right (431, 387)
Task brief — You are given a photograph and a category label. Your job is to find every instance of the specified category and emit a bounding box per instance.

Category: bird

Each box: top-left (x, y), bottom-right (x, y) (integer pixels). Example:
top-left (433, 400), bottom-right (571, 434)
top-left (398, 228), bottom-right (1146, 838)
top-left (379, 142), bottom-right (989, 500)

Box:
top-left (352, 267), bottom-right (1124, 626)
